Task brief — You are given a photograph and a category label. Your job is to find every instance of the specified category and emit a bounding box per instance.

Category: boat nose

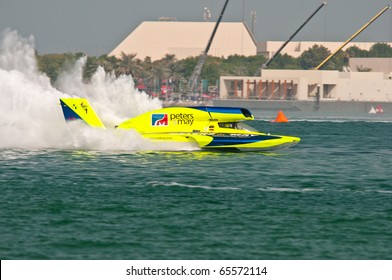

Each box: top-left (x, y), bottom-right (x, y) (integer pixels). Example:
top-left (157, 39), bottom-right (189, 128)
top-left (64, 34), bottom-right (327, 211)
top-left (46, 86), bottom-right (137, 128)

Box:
top-left (292, 136), bottom-right (300, 143)
top-left (288, 136), bottom-right (301, 145)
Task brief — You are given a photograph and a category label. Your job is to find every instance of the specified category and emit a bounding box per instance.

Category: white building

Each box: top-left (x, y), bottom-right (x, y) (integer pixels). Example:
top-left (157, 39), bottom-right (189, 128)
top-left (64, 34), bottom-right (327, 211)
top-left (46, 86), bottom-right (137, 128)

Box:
top-left (219, 69), bottom-right (392, 102)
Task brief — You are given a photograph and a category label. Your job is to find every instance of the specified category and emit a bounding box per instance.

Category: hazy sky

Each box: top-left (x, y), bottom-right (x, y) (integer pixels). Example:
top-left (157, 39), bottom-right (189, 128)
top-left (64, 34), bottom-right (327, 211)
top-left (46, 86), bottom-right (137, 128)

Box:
top-left (1, 0), bottom-right (391, 55)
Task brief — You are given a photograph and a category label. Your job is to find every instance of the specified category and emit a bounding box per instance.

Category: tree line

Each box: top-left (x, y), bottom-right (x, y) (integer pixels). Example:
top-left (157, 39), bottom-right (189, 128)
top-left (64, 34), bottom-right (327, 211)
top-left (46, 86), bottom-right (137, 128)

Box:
top-left (36, 43), bottom-right (392, 94)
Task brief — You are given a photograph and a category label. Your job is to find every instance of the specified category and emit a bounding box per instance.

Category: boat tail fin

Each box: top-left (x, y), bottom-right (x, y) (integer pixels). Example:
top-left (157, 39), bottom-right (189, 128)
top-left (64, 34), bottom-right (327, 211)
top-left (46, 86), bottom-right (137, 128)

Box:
top-left (59, 98), bottom-right (105, 128)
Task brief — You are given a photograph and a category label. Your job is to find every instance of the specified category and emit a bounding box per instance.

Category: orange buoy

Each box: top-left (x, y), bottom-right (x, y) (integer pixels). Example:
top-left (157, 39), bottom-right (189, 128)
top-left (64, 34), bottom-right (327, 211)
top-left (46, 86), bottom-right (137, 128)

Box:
top-left (272, 110), bottom-right (289, 122)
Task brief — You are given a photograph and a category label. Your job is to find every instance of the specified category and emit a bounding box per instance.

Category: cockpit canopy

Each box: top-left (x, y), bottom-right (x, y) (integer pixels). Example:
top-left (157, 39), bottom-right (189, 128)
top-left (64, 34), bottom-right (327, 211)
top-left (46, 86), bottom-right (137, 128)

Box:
top-left (218, 122), bottom-right (258, 132)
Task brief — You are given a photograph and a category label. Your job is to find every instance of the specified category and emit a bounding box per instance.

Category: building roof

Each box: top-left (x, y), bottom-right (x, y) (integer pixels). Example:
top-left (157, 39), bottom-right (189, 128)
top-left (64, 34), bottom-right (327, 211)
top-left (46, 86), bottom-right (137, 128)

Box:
top-left (349, 57), bottom-right (392, 74)
top-left (110, 21), bottom-right (257, 60)
top-left (257, 41), bottom-right (392, 58)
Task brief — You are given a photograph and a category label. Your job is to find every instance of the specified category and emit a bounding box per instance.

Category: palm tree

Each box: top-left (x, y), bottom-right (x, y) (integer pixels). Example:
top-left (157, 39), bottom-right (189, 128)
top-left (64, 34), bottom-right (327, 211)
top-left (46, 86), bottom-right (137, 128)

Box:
top-left (97, 54), bottom-right (117, 73)
top-left (162, 54), bottom-right (187, 92)
top-left (115, 52), bottom-right (142, 77)
top-left (139, 56), bottom-right (162, 93)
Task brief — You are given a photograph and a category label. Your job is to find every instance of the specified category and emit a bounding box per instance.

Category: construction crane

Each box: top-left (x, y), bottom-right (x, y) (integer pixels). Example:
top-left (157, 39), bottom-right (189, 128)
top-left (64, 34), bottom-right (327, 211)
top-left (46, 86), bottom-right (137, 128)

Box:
top-left (187, 0), bottom-right (229, 96)
top-left (255, 1), bottom-right (327, 75)
top-left (315, 4), bottom-right (391, 70)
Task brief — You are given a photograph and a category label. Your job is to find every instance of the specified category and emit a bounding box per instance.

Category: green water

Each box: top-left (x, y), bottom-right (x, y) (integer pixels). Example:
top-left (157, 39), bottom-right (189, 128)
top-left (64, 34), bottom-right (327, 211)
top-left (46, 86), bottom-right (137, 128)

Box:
top-left (1, 120), bottom-right (392, 259)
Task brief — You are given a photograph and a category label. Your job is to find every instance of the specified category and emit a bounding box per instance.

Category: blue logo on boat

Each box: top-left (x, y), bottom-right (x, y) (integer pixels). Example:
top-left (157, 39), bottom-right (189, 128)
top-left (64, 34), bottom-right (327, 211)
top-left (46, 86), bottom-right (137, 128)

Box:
top-left (151, 114), bottom-right (168, 126)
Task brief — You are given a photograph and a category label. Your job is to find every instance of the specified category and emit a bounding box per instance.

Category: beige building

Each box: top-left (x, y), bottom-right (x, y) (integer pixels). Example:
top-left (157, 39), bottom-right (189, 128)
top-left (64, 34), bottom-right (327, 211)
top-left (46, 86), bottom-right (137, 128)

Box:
top-left (349, 58), bottom-right (392, 74)
top-left (257, 41), bottom-right (392, 58)
top-left (110, 20), bottom-right (391, 62)
top-left (110, 21), bottom-right (257, 60)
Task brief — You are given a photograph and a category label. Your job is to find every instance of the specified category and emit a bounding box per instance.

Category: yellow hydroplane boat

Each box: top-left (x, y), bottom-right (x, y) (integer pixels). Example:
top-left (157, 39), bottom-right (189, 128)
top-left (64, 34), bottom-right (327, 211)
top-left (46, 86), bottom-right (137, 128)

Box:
top-left (60, 98), bottom-right (300, 151)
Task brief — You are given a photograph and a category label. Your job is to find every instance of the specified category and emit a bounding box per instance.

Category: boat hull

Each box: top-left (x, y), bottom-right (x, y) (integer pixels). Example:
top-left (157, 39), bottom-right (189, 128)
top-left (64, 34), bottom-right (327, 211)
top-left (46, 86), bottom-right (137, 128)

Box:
top-left (144, 133), bottom-right (300, 151)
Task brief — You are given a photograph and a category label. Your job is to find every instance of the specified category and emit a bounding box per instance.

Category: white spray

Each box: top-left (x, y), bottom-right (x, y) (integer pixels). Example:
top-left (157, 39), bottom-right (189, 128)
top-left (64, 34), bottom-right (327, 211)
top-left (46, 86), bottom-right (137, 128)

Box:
top-left (0, 29), bottom-right (192, 151)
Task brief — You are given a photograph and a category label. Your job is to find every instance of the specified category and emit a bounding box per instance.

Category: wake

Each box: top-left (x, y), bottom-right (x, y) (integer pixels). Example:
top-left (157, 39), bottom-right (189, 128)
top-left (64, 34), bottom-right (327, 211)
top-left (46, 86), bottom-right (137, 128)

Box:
top-left (0, 29), bottom-right (177, 150)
